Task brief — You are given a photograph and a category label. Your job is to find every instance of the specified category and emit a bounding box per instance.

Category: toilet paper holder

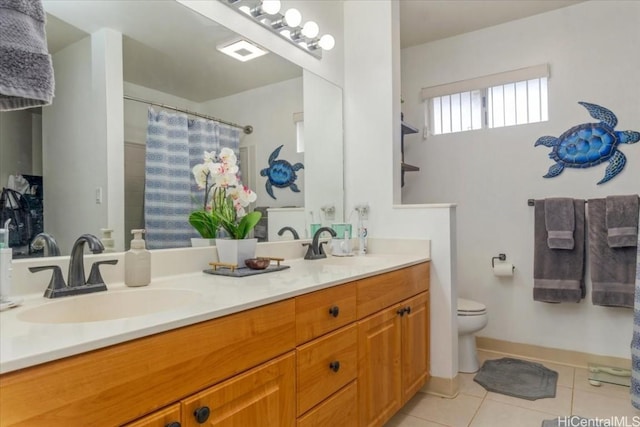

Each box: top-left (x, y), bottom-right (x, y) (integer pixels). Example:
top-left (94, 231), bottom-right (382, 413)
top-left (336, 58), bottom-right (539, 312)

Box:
top-left (491, 253), bottom-right (507, 268)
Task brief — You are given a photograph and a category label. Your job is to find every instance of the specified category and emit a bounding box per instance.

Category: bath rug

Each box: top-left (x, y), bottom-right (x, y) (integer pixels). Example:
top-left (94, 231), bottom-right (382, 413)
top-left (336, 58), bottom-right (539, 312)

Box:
top-left (474, 357), bottom-right (558, 400)
top-left (542, 417), bottom-right (595, 427)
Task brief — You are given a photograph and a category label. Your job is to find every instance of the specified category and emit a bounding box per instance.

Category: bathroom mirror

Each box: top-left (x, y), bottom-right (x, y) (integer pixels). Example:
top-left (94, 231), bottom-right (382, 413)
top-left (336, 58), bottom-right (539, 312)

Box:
top-left (0, 0), bottom-right (344, 256)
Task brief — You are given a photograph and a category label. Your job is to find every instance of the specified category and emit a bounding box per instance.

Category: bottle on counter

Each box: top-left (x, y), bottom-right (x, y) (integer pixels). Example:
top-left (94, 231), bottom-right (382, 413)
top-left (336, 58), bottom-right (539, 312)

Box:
top-left (125, 229), bottom-right (150, 287)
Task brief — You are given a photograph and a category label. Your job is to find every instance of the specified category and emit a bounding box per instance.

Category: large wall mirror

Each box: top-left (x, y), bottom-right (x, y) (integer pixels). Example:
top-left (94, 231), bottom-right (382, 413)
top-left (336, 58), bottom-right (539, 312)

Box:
top-left (0, 0), bottom-right (344, 257)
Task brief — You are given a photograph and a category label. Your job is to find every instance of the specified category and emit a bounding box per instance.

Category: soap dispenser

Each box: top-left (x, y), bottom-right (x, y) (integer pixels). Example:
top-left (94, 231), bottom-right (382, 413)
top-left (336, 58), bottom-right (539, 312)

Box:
top-left (125, 229), bottom-right (150, 287)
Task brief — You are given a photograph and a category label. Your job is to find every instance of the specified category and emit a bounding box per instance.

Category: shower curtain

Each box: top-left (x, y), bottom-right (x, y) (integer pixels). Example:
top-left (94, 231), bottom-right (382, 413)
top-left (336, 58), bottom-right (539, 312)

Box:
top-left (631, 209), bottom-right (640, 409)
top-left (144, 107), bottom-right (240, 249)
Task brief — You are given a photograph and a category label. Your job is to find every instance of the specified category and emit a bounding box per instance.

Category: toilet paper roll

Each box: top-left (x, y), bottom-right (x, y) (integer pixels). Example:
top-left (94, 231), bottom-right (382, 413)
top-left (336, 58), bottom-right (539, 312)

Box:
top-left (493, 262), bottom-right (514, 277)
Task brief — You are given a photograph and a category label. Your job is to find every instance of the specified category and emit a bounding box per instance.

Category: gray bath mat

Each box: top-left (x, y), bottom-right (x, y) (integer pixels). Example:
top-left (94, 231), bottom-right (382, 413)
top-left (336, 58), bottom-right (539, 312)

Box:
top-left (474, 357), bottom-right (558, 400)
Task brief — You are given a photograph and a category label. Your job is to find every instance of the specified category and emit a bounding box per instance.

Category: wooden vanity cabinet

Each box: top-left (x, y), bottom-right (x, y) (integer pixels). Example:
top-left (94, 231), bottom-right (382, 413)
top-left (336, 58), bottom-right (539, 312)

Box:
top-left (124, 404), bottom-right (182, 427)
top-left (0, 299), bottom-right (295, 427)
top-left (181, 352), bottom-right (295, 427)
top-left (357, 263), bottom-right (430, 427)
top-left (1, 262), bottom-right (429, 427)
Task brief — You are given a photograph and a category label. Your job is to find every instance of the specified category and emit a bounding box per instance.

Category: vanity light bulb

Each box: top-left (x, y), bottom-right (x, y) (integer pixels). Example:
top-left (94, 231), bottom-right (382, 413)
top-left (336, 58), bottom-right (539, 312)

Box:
top-left (284, 8), bottom-right (302, 27)
top-left (318, 34), bottom-right (335, 51)
top-left (301, 21), bottom-right (319, 38)
top-left (261, 0), bottom-right (281, 15)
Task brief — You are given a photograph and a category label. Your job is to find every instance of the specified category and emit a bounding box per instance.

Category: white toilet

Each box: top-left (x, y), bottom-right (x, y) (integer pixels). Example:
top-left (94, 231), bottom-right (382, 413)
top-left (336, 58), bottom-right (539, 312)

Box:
top-left (457, 298), bottom-right (488, 373)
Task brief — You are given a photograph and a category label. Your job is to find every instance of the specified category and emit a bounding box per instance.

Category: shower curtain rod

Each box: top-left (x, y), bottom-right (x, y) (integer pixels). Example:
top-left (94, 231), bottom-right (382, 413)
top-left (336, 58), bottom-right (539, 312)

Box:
top-left (123, 94), bottom-right (253, 134)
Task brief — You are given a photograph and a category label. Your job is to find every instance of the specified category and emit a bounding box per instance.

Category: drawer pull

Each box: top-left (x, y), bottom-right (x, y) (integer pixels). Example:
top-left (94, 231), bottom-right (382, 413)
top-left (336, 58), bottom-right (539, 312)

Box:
top-left (405, 306), bottom-right (412, 315)
top-left (328, 305), bottom-right (340, 317)
top-left (165, 423), bottom-right (181, 427)
top-left (194, 406), bottom-right (211, 424)
top-left (397, 308), bottom-right (405, 316)
top-left (329, 361), bottom-right (341, 372)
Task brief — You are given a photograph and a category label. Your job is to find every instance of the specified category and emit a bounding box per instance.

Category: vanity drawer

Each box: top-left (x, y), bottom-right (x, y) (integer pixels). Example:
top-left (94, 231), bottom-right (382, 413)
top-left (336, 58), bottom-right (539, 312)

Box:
top-left (296, 324), bottom-right (358, 416)
top-left (295, 282), bottom-right (356, 344)
top-left (357, 262), bottom-right (429, 318)
top-left (297, 381), bottom-right (358, 427)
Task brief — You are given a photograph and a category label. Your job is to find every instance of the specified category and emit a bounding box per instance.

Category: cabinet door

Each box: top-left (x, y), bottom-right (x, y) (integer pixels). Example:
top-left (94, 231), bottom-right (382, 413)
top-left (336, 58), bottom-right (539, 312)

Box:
top-left (124, 404), bottom-right (181, 427)
top-left (181, 352), bottom-right (295, 427)
top-left (357, 305), bottom-right (402, 427)
top-left (401, 292), bottom-right (430, 404)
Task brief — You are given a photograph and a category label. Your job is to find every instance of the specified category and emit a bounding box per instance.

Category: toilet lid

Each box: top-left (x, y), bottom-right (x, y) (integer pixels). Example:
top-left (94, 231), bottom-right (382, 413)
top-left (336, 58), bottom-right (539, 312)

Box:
top-left (457, 298), bottom-right (486, 314)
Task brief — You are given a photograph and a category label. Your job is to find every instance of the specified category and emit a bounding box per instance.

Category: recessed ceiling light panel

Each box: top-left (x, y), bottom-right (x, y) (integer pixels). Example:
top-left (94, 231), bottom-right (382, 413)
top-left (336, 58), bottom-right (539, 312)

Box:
top-left (217, 39), bottom-right (268, 62)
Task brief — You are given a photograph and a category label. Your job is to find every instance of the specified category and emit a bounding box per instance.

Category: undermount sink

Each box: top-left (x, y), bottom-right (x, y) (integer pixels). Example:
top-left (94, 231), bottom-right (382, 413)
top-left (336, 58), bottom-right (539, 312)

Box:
top-left (17, 288), bottom-right (201, 323)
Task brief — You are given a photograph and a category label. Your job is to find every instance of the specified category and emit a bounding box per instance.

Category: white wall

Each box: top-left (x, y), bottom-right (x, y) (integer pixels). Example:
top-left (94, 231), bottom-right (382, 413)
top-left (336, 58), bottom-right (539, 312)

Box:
top-left (202, 78), bottom-right (304, 208)
top-left (401, 1), bottom-right (640, 359)
top-left (42, 30), bottom-right (124, 254)
top-left (344, 1), bottom-right (458, 380)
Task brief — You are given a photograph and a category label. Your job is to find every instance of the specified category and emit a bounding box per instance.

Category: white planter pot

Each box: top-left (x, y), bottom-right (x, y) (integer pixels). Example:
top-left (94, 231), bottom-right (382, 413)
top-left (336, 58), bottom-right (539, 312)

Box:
top-left (191, 238), bottom-right (217, 247)
top-left (215, 238), bottom-right (257, 267)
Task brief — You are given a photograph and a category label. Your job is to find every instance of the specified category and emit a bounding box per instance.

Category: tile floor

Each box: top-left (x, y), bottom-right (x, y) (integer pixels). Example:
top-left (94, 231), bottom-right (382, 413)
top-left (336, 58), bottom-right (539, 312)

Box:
top-left (386, 350), bottom-right (640, 427)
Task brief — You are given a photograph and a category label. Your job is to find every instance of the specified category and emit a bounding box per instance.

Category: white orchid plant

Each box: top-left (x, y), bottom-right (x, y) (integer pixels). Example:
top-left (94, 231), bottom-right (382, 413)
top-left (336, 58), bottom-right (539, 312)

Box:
top-left (189, 148), bottom-right (261, 240)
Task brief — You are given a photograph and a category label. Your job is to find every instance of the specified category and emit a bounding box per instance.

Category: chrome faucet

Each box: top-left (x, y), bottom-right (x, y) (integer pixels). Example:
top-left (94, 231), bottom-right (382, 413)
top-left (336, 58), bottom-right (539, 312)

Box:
top-left (304, 226), bottom-right (336, 260)
top-left (68, 234), bottom-right (104, 288)
top-left (31, 233), bottom-right (60, 257)
top-left (277, 226), bottom-right (300, 240)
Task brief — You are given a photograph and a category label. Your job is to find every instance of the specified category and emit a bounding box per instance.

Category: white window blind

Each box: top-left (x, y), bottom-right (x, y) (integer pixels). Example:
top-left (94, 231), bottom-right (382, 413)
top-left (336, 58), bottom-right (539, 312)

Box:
top-left (422, 64), bottom-right (550, 136)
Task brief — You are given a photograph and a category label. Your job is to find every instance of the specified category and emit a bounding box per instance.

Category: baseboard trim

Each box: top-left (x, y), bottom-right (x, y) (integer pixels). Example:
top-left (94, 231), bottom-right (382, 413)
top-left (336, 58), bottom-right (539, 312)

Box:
top-left (476, 337), bottom-right (631, 370)
top-left (422, 375), bottom-right (459, 398)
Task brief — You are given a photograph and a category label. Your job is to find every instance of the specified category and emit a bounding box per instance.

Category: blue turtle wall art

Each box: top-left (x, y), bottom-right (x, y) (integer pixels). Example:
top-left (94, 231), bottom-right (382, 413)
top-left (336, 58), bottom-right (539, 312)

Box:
top-left (260, 145), bottom-right (304, 199)
top-left (535, 102), bottom-right (639, 184)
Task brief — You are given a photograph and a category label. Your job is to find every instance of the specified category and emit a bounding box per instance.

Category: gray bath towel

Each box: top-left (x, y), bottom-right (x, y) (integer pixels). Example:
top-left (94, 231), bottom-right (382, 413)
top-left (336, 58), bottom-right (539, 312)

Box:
top-left (606, 195), bottom-right (639, 248)
top-left (534, 199), bottom-right (586, 303)
top-left (0, 0), bottom-right (54, 111)
top-left (588, 198), bottom-right (636, 308)
top-left (545, 198), bottom-right (575, 250)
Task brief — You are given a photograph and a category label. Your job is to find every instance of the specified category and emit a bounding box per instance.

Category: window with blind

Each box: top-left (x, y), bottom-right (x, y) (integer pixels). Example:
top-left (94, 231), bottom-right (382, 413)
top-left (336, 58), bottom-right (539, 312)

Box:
top-left (423, 65), bottom-right (549, 136)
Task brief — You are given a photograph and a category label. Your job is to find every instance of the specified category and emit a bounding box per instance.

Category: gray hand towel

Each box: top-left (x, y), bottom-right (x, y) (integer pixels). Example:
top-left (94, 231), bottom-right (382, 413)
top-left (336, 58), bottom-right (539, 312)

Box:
top-left (0, 0), bottom-right (55, 111)
top-left (545, 198), bottom-right (575, 250)
top-left (534, 199), bottom-right (585, 303)
top-left (588, 198), bottom-right (636, 308)
top-left (606, 195), bottom-right (639, 248)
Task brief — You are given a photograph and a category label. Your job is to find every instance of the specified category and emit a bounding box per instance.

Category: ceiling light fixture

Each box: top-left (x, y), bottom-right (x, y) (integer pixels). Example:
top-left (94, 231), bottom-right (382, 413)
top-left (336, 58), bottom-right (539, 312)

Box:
top-left (217, 39), bottom-right (268, 62)
top-left (223, 0), bottom-right (335, 59)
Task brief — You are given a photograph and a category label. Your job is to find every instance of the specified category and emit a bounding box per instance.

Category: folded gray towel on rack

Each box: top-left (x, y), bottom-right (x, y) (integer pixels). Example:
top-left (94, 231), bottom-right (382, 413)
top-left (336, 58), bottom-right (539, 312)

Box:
top-left (0, 0), bottom-right (54, 111)
top-left (588, 198), bottom-right (637, 308)
top-left (534, 199), bottom-right (585, 303)
top-left (545, 197), bottom-right (575, 250)
top-left (606, 195), bottom-right (639, 248)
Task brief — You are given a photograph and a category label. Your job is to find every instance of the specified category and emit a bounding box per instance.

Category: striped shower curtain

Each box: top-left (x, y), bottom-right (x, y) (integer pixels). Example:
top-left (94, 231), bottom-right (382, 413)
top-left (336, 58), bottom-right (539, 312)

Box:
top-left (144, 107), bottom-right (240, 249)
top-left (630, 209), bottom-right (640, 408)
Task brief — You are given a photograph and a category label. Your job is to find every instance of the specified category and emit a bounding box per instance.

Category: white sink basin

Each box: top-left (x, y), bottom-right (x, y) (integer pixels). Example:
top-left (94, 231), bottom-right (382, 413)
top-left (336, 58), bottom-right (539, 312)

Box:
top-left (17, 288), bottom-right (200, 323)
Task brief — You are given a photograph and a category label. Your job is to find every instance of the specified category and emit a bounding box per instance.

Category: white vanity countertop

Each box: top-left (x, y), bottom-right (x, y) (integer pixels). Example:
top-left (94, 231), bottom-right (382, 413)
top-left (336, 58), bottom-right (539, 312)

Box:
top-left (0, 253), bottom-right (429, 374)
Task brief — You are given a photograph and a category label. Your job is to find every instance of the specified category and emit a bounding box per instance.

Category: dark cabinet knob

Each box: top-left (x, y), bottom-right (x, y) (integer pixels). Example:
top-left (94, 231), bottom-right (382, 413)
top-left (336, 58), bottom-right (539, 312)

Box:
top-left (397, 308), bottom-right (405, 316)
top-left (165, 422), bottom-right (181, 427)
top-left (328, 306), bottom-right (340, 317)
top-left (329, 361), bottom-right (341, 372)
top-left (405, 306), bottom-right (412, 315)
top-left (194, 406), bottom-right (210, 424)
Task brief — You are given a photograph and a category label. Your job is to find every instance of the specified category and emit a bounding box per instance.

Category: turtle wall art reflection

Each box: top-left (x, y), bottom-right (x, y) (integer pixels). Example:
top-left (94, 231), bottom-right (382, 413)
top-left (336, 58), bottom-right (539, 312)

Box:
top-left (260, 145), bottom-right (304, 199)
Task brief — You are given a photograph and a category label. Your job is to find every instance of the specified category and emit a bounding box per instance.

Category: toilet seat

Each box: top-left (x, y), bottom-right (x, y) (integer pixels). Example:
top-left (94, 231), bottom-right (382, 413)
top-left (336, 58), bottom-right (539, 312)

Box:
top-left (457, 298), bottom-right (486, 316)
